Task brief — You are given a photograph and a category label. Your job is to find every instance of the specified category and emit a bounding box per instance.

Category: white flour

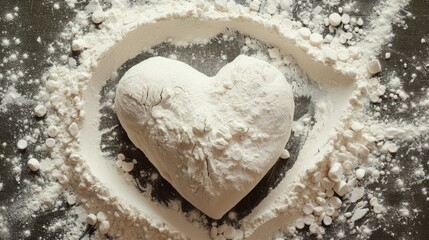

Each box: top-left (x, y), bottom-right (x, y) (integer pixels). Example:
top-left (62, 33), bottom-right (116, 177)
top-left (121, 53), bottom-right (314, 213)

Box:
top-left (1, 0), bottom-right (428, 240)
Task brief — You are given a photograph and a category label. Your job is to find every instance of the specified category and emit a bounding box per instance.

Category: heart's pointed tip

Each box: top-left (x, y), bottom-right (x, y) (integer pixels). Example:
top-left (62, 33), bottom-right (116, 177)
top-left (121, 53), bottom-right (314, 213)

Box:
top-left (206, 211), bottom-right (225, 220)
top-left (202, 205), bottom-right (229, 220)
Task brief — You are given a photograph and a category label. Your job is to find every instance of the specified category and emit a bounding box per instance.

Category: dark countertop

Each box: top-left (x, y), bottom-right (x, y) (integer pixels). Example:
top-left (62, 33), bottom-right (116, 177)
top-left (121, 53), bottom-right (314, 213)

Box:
top-left (0, 0), bottom-right (428, 239)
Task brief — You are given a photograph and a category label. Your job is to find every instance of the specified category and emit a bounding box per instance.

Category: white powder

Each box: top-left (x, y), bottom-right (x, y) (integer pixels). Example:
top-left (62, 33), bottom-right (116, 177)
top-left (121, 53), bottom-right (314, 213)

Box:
top-left (16, 139), bottom-right (28, 150)
top-left (2, 0), bottom-right (427, 239)
top-left (4, 13), bottom-right (14, 21)
top-left (27, 158), bottom-right (40, 171)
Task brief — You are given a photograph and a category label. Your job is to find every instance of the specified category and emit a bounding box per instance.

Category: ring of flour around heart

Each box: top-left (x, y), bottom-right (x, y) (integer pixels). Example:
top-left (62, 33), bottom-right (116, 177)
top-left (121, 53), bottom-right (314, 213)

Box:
top-left (74, 3), bottom-right (357, 239)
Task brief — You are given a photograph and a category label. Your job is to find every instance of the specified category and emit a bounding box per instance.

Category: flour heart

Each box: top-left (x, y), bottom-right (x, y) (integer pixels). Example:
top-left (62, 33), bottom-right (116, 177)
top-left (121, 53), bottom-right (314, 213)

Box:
top-left (114, 55), bottom-right (294, 219)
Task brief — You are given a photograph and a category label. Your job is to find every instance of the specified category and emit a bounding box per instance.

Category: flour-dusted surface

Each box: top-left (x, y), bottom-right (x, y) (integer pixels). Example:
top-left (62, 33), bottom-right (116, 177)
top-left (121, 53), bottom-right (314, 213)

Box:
top-left (0, 0), bottom-right (428, 240)
top-left (115, 56), bottom-right (294, 219)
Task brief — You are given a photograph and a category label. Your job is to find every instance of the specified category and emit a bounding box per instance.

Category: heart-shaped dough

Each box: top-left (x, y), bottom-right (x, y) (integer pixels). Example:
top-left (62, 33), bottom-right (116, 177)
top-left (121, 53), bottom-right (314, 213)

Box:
top-left (114, 55), bottom-right (294, 219)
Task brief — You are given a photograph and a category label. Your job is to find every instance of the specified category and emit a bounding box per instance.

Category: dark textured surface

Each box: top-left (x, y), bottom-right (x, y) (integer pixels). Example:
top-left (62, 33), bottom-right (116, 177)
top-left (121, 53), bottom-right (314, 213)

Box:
top-left (0, 0), bottom-right (428, 239)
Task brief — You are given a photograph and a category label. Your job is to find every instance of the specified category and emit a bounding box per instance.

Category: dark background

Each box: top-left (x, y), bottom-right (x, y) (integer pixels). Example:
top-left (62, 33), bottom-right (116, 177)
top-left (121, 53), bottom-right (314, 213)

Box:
top-left (0, 0), bottom-right (428, 239)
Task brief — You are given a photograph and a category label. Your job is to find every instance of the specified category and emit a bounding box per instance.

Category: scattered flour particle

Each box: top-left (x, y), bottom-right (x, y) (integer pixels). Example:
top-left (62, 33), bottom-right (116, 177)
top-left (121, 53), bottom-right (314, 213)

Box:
top-left (323, 216), bottom-right (332, 225)
top-left (86, 214), bottom-right (97, 225)
top-left (341, 14), bottom-right (350, 24)
top-left (117, 153), bottom-right (126, 161)
top-left (27, 158), bottom-right (40, 171)
top-left (23, 230), bottom-right (31, 237)
top-left (266, 4), bottom-right (277, 15)
top-left (0, 182), bottom-right (3, 191)
top-left (92, 10), bottom-right (106, 24)
top-left (71, 39), bottom-right (85, 51)
top-left (342, 160), bottom-right (353, 171)
top-left (10, 74), bottom-right (18, 81)
top-left (1, 38), bottom-right (10, 47)
top-left (357, 18), bottom-right (364, 26)
top-left (324, 34), bottom-right (333, 43)
top-left (334, 180), bottom-right (350, 196)
top-left (303, 203), bottom-right (314, 214)
top-left (371, 169), bottom-right (380, 179)
top-left (295, 218), bottom-right (305, 229)
top-left (421, 38), bottom-right (426, 44)
top-left (356, 168), bottom-right (366, 180)
top-left (97, 211), bottom-right (108, 221)
top-left (99, 220), bottom-right (110, 234)
top-left (36, 37), bottom-right (42, 44)
top-left (53, 3), bottom-right (60, 9)
top-left (222, 226), bottom-right (236, 239)
top-left (350, 187), bottom-right (365, 203)
top-left (150, 172), bottom-right (159, 181)
top-left (373, 204), bottom-right (383, 214)
top-left (414, 169), bottom-right (425, 178)
top-left (268, 48), bottom-right (281, 59)
top-left (386, 142), bottom-right (398, 153)
top-left (385, 52), bottom-right (391, 59)
top-left (47, 126), bottom-right (59, 138)
top-left (46, 80), bottom-right (59, 92)
top-left (329, 13), bottom-right (342, 26)
top-left (367, 59), bottom-right (382, 75)
top-left (321, 177), bottom-right (335, 190)
top-left (325, 206), bottom-right (335, 216)
top-left (5, 13), bottom-right (14, 21)
top-left (329, 196), bottom-right (342, 209)
top-left (227, 211), bottom-right (237, 220)
top-left (309, 33), bottom-right (323, 46)
top-left (399, 208), bottom-right (410, 217)
top-left (280, 149), bottom-right (290, 159)
top-left (309, 223), bottom-right (320, 234)
top-left (17, 139), bottom-right (28, 150)
top-left (45, 138), bottom-right (56, 148)
top-left (67, 195), bottom-right (76, 205)
top-left (328, 163), bottom-right (343, 182)
top-left (369, 197), bottom-right (378, 206)
top-left (210, 226), bottom-right (218, 238)
top-left (34, 104), bottom-right (47, 117)
top-left (68, 122), bottom-right (79, 137)
top-left (350, 208), bottom-right (369, 222)
top-left (298, 27), bottom-right (311, 39)
top-left (249, 0), bottom-right (261, 11)
top-left (121, 161), bottom-right (134, 172)
top-left (350, 121), bottom-right (364, 132)
top-left (9, 54), bottom-right (17, 61)
top-left (304, 215), bottom-right (315, 225)
top-left (389, 77), bottom-right (401, 88)
top-left (48, 45), bottom-right (55, 54)
top-left (218, 224), bottom-right (227, 234)
top-left (337, 231), bottom-right (345, 238)
top-left (313, 206), bottom-right (324, 215)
